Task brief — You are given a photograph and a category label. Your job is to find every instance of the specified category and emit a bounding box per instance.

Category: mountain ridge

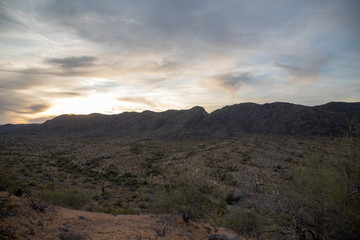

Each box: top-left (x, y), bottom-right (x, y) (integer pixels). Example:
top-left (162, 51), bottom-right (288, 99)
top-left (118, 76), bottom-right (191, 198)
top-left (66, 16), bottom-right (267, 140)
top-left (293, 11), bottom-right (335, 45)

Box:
top-left (1, 101), bottom-right (359, 138)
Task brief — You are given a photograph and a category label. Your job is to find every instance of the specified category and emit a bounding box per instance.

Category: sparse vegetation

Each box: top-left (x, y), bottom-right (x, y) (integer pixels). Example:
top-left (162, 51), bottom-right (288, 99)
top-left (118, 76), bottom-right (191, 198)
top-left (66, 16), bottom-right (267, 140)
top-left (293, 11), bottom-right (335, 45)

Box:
top-left (225, 207), bottom-right (262, 237)
top-left (154, 171), bottom-right (216, 223)
top-left (0, 167), bottom-right (24, 193)
top-left (274, 132), bottom-right (360, 239)
top-left (0, 132), bottom-right (359, 239)
top-left (39, 188), bottom-right (92, 209)
top-left (59, 232), bottom-right (88, 240)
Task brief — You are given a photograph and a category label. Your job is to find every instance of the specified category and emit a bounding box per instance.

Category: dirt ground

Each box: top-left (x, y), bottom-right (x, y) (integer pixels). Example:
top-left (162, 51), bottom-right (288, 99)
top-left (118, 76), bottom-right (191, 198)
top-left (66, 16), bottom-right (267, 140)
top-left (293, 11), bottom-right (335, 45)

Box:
top-left (0, 192), bottom-right (241, 240)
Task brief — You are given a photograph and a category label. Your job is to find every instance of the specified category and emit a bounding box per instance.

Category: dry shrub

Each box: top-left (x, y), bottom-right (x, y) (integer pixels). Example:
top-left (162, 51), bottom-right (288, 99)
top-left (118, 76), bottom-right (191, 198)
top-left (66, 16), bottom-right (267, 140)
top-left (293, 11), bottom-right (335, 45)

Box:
top-left (59, 231), bottom-right (87, 240)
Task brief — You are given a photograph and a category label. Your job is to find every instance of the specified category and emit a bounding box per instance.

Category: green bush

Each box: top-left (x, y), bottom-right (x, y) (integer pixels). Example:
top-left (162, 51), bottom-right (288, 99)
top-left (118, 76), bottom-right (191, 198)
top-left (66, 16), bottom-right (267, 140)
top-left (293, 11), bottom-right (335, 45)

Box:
top-left (130, 144), bottom-right (142, 155)
top-left (225, 191), bottom-right (240, 205)
top-left (154, 172), bottom-right (215, 223)
top-left (225, 207), bottom-right (262, 237)
top-left (0, 167), bottom-right (26, 194)
top-left (39, 188), bottom-right (92, 209)
top-left (99, 204), bottom-right (137, 215)
top-left (0, 167), bottom-right (15, 191)
top-left (278, 135), bottom-right (360, 239)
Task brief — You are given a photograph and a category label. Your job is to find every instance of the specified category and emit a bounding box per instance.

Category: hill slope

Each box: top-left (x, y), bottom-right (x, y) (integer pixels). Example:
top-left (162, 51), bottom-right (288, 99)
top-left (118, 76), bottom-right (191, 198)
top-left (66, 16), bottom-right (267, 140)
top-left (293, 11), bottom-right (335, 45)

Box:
top-left (0, 102), bottom-right (359, 138)
top-left (0, 192), bottom-right (240, 240)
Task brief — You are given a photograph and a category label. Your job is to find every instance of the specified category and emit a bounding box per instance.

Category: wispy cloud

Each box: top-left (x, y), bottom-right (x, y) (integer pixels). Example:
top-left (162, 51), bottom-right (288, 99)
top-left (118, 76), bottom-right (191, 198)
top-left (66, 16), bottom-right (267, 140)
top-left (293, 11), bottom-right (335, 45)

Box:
top-left (0, 1), bottom-right (23, 32)
top-left (117, 97), bottom-right (156, 108)
top-left (0, 91), bottom-right (52, 124)
top-left (14, 104), bottom-right (50, 114)
top-left (206, 71), bottom-right (254, 94)
top-left (274, 51), bottom-right (331, 83)
top-left (52, 92), bottom-right (84, 97)
top-left (0, 0), bottom-right (359, 124)
top-left (46, 56), bottom-right (97, 69)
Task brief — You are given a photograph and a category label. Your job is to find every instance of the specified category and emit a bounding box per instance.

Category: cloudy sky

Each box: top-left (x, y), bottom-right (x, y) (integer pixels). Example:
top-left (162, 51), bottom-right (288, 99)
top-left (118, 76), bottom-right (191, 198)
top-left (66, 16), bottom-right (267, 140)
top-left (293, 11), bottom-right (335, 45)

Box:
top-left (0, 0), bottom-right (359, 124)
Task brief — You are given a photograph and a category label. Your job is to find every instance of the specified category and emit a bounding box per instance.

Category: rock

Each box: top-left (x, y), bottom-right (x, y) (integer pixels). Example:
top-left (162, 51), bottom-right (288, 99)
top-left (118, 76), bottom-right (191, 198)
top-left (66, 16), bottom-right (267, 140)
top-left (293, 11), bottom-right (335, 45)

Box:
top-left (13, 186), bottom-right (22, 197)
top-left (37, 220), bottom-right (44, 227)
top-left (6, 211), bottom-right (16, 217)
top-left (59, 225), bottom-right (69, 232)
top-left (204, 226), bottom-right (212, 233)
top-left (79, 216), bottom-right (86, 220)
top-left (208, 234), bottom-right (240, 240)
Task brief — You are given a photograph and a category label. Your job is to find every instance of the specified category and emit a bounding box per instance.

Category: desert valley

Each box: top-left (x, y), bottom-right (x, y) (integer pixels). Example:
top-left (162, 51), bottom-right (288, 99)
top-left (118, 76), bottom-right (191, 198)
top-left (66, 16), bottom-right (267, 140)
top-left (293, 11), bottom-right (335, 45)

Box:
top-left (2, 0), bottom-right (360, 239)
top-left (1, 102), bottom-right (359, 239)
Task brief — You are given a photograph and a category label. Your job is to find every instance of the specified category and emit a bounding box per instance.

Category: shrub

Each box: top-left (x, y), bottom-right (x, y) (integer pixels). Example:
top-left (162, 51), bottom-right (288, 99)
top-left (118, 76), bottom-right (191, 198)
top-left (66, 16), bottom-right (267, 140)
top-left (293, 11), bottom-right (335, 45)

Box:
top-left (225, 207), bottom-right (261, 237)
top-left (59, 231), bottom-right (87, 240)
top-left (39, 188), bottom-right (92, 209)
top-left (99, 205), bottom-right (137, 215)
top-left (225, 191), bottom-right (241, 205)
top-left (0, 168), bottom-right (18, 191)
top-left (27, 196), bottom-right (49, 213)
top-left (277, 134), bottom-right (360, 239)
top-left (130, 144), bottom-right (142, 155)
top-left (0, 167), bottom-right (26, 194)
top-left (154, 171), bottom-right (215, 223)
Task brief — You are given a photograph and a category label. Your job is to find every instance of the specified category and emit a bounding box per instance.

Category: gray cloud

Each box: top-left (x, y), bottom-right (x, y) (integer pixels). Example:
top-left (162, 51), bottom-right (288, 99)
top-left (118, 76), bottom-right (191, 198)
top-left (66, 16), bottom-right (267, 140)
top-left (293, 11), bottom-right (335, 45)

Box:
top-left (209, 71), bottom-right (254, 93)
top-left (0, 104), bottom-right (53, 124)
top-left (46, 56), bottom-right (97, 69)
top-left (0, 66), bottom-right (90, 123)
top-left (0, 60), bottom-right (108, 93)
top-left (0, 92), bottom-right (50, 117)
top-left (36, 0), bottom-right (294, 55)
top-left (0, 0), bottom-right (359, 124)
top-left (38, 0), bottom-right (202, 46)
top-left (30, 0), bottom-right (360, 71)
top-left (53, 92), bottom-right (83, 97)
top-left (0, 68), bottom-right (84, 91)
top-left (274, 52), bottom-right (331, 83)
top-left (4, 0), bottom-right (359, 57)
top-left (117, 97), bottom-right (156, 108)
top-left (0, 1), bottom-right (23, 32)
top-left (14, 104), bottom-right (50, 114)
top-left (131, 59), bottom-right (181, 74)
top-left (0, 69), bottom-right (48, 90)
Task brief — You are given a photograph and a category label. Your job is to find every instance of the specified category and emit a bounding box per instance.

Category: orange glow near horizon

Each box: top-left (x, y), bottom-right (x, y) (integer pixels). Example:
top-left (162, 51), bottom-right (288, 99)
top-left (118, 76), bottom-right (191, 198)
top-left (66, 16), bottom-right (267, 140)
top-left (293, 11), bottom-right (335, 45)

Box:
top-left (42, 93), bottom-right (120, 116)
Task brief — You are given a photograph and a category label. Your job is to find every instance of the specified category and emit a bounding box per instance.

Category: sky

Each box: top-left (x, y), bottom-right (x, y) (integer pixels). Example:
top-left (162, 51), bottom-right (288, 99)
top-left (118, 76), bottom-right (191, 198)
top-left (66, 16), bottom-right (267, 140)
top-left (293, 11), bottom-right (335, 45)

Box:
top-left (0, 0), bottom-right (359, 124)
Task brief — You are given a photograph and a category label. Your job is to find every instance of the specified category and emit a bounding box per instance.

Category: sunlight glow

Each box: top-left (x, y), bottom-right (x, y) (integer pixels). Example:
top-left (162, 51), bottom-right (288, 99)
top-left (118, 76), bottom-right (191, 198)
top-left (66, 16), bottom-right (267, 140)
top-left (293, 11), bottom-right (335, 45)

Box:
top-left (43, 93), bottom-right (120, 116)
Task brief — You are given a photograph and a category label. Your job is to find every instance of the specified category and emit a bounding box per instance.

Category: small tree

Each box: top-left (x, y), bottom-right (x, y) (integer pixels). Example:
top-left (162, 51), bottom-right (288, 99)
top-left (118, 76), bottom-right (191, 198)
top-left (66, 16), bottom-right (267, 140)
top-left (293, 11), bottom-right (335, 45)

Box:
top-left (277, 128), bottom-right (360, 239)
top-left (155, 170), bottom-right (215, 223)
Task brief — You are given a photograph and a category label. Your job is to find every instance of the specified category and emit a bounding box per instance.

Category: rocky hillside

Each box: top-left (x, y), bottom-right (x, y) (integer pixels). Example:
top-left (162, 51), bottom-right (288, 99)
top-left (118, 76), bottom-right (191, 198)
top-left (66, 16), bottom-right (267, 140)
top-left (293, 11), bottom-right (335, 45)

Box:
top-left (0, 102), bottom-right (359, 138)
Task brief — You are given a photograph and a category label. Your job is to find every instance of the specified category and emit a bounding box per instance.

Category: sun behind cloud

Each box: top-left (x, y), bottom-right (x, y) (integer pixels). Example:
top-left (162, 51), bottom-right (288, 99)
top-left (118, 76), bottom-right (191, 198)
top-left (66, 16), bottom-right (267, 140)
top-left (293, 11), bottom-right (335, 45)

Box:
top-left (0, 0), bottom-right (359, 124)
top-left (42, 93), bottom-right (119, 116)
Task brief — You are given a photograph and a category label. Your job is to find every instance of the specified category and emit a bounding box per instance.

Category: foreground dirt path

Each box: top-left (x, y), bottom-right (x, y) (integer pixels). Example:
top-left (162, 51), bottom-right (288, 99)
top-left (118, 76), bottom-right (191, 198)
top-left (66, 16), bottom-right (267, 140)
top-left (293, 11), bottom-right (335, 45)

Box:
top-left (0, 192), bottom-right (240, 239)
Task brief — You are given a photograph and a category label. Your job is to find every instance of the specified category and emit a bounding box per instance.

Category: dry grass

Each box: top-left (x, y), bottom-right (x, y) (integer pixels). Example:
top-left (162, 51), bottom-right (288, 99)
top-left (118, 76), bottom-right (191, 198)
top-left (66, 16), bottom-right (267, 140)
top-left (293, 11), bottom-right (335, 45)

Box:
top-left (0, 192), bottom-right (238, 240)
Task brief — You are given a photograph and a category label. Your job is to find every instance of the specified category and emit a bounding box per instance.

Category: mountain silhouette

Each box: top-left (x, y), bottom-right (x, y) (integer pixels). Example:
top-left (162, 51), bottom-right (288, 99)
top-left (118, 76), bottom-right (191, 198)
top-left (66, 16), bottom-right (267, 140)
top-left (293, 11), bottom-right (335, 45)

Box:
top-left (0, 102), bottom-right (359, 138)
